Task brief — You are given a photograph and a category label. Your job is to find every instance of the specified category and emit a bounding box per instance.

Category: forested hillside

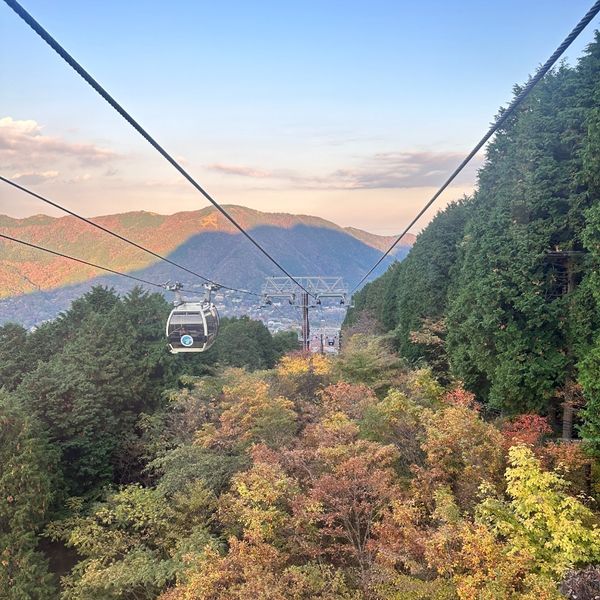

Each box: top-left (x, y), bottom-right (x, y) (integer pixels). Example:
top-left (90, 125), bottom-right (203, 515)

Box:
top-left (2, 285), bottom-right (600, 599)
top-left (346, 32), bottom-right (600, 448)
top-left (0, 211), bottom-right (411, 327)
top-left (0, 205), bottom-right (412, 305)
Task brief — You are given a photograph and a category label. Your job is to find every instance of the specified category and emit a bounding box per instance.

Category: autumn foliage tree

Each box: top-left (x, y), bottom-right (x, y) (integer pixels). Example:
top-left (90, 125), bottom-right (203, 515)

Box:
top-left (414, 399), bottom-right (505, 512)
top-left (477, 445), bottom-right (600, 579)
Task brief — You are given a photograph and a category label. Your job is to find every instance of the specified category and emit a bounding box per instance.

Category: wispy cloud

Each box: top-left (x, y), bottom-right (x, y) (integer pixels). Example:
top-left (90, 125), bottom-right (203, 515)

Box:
top-left (206, 150), bottom-right (482, 191)
top-left (0, 117), bottom-right (117, 171)
top-left (11, 170), bottom-right (59, 185)
top-left (208, 163), bottom-right (272, 178)
top-left (326, 151), bottom-right (482, 189)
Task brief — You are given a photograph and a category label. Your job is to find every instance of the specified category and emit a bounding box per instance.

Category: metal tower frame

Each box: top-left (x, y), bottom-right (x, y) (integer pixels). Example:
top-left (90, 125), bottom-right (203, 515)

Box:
top-left (262, 276), bottom-right (349, 352)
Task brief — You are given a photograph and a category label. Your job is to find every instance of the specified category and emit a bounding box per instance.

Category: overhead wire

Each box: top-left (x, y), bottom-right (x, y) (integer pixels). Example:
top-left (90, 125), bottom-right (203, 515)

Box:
top-left (0, 175), bottom-right (260, 298)
top-left (0, 232), bottom-right (166, 289)
top-left (352, 0), bottom-right (600, 293)
top-left (3, 0), bottom-right (314, 298)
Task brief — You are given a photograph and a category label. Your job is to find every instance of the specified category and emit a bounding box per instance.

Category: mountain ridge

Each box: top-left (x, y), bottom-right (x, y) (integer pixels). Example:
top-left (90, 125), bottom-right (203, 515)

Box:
top-left (0, 205), bottom-right (414, 302)
top-left (0, 205), bottom-right (413, 245)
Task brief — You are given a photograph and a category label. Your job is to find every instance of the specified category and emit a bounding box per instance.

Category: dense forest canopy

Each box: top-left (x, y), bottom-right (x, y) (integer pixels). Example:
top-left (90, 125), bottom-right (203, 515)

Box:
top-left (346, 32), bottom-right (600, 448)
top-left (2, 287), bottom-right (600, 598)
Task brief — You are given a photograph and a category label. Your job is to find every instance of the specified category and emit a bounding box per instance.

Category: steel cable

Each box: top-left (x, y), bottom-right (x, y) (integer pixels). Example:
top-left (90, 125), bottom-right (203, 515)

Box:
top-left (0, 175), bottom-right (260, 297)
top-left (352, 0), bottom-right (600, 292)
top-left (0, 232), bottom-right (166, 289)
top-left (3, 0), bottom-right (314, 298)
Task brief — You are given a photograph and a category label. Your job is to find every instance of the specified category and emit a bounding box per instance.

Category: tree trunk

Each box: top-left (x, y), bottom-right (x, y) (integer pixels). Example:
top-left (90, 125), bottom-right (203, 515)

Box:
top-left (562, 401), bottom-right (574, 440)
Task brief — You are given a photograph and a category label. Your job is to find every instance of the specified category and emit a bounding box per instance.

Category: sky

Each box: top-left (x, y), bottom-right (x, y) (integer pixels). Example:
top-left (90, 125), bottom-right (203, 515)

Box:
top-left (1, 0), bottom-right (598, 234)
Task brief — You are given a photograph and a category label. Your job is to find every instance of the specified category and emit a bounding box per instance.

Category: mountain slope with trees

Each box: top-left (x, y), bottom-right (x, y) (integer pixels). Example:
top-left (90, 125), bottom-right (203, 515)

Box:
top-left (0, 206), bottom-right (413, 300)
top-left (0, 218), bottom-right (411, 327)
top-left (346, 32), bottom-right (600, 449)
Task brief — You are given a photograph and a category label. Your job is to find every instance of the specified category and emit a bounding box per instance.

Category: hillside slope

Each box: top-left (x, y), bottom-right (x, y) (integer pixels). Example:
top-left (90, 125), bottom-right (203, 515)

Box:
top-left (0, 205), bottom-right (412, 300)
top-left (345, 32), bottom-right (600, 446)
top-left (0, 209), bottom-right (411, 326)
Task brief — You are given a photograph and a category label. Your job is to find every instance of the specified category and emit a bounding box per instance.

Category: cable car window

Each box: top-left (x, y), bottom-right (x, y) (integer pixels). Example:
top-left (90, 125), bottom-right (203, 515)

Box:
top-left (169, 314), bottom-right (204, 326)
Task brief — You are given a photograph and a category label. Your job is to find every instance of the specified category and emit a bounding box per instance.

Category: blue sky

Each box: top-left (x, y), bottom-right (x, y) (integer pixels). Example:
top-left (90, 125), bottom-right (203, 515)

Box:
top-left (1, 0), bottom-right (598, 233)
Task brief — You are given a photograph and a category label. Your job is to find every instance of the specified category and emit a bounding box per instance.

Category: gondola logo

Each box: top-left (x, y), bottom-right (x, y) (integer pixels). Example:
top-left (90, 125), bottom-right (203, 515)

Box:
top-left (180, 334), bottom-right (194, 347)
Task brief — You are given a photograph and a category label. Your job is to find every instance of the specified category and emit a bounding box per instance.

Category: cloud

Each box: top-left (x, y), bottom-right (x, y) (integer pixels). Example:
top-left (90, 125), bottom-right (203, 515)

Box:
top-left (206, 151), bottom-right (482, 191)
top-left (207, 163), bottom-right (272, 178)
top-left (11, 170), bottom-right (59, 185)
top-left (0, 117), bottom-right (117, 170)
top-left (63, 173), bottom-right (93, 184)
top-left (326, 151), bottom-right (482, 189)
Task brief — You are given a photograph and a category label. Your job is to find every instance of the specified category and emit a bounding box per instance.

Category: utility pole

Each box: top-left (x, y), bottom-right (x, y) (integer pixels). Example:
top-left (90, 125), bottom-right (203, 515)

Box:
top-left (301, 291), bottom-right (310, 352)
top-left (261, 276), bottom-right (349, 354)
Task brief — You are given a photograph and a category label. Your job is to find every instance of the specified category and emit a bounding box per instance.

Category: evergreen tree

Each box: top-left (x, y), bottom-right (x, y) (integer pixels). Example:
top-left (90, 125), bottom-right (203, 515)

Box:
top-left (213, 317), bottom-right (278, 370)
top-left (272, 330), bottom-right (300, 356)
top-left (571, 34), bottom-right (600, 450)
top-left (0, 323), bottom-right (31, 391)
top-left (0, 392), bottom-right (58, 598)
top-left (16, 287), bottom-right (181, 495)
top-left (393, 199), bottom-right (471, 362)
top-left (444, 42), bottom-right (600, 417)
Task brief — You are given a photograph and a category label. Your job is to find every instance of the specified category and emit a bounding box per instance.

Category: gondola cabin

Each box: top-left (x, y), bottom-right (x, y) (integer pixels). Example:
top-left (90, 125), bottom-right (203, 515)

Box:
top-left (166, 301), bottom-right (219, 353)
